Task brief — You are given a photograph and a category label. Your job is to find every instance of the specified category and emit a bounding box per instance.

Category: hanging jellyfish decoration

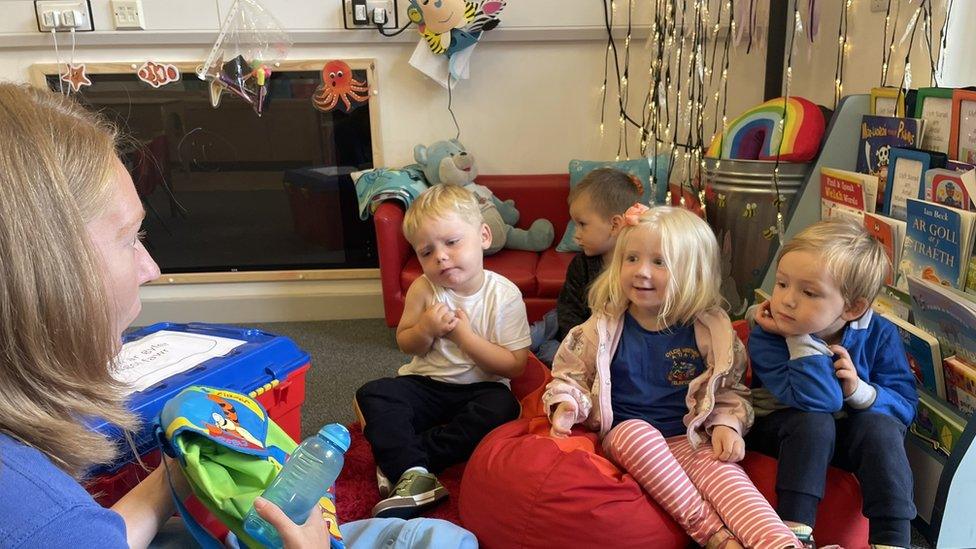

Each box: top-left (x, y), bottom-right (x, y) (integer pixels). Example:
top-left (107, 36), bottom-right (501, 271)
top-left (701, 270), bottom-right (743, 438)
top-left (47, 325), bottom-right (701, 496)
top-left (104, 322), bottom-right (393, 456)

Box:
top-left (408, 0), bottom-right (506, 57)
top-left (312, 60), bottom-right (370, 113)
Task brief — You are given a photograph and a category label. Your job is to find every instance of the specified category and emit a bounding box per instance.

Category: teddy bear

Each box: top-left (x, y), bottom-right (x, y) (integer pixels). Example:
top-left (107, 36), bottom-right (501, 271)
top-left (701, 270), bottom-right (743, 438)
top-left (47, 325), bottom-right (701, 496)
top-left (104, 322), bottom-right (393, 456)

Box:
top-left (414, 139), bottom-right (554, 255)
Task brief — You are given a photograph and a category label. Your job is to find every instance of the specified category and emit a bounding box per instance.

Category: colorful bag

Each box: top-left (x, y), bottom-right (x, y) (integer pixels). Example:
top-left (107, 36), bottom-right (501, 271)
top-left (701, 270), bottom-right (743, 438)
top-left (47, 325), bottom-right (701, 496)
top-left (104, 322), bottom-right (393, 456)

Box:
top-left (157, 386), bottom-right (343, 548)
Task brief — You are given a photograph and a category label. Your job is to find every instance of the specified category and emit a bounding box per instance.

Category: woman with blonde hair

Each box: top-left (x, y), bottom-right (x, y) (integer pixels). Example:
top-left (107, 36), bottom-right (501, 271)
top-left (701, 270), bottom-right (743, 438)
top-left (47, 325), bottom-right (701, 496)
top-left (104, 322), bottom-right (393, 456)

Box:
top-left (0, 83), bottom-right (325, 548)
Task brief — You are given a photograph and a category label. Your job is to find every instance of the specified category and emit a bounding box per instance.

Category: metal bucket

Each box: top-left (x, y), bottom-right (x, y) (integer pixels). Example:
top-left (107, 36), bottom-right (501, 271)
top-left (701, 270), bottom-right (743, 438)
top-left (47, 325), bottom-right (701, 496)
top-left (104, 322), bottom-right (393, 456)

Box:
top-left (702, 158), bottom-right (811, 315)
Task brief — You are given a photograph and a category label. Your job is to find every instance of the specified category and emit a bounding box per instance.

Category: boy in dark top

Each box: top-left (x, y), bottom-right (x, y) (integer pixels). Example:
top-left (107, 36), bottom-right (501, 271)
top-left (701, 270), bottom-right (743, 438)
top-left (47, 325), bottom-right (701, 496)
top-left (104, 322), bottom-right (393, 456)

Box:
top-left (746, 220), bottom-right (917, 549)
top-left (530, 167), bottom-right (643, 363)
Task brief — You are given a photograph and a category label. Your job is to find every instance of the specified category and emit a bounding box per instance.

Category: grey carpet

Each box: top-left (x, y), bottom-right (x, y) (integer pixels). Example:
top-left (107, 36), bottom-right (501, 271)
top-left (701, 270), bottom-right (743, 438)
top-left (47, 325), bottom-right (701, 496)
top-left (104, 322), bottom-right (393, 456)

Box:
top-left (250, 319), bottom-right (404, 437)
top-left (251, 318), bottom-right (934, 549)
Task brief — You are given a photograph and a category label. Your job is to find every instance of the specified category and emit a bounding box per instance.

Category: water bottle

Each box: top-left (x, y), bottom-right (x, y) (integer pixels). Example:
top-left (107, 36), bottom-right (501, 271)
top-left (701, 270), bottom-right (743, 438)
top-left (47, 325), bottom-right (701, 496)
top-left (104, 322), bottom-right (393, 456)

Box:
top-left (243, 423), bottom-right (351, 548)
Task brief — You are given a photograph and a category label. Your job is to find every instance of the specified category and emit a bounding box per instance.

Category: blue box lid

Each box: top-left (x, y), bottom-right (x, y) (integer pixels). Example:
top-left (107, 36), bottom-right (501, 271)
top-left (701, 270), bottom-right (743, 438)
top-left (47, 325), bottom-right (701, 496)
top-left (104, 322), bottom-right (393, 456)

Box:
top-left (88, 322), bottom-right (310, 473)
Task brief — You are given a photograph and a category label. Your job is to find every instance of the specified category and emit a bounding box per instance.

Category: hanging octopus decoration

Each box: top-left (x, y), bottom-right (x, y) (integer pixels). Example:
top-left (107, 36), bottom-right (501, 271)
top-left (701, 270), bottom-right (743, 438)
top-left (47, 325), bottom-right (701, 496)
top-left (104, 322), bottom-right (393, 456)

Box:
top-left (312, 60), bottom-right (370, 113)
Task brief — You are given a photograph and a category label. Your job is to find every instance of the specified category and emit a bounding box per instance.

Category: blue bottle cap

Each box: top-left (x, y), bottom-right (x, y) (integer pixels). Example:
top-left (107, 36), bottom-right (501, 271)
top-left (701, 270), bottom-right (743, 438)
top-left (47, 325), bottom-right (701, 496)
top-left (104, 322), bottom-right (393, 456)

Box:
top-left (318, 423), bottom-right (351, 453)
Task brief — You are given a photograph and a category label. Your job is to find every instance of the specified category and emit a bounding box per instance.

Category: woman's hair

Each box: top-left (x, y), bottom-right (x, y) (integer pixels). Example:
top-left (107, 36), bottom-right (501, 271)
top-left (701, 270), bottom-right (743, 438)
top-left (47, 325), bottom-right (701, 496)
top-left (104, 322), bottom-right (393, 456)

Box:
top-left (402, 184), bottom-right (483, 244)
top-left (568, 167), bottom-right (643, 218)
top-left (0, 83), bottom-right (137, 478)
top-left (588, 206), bottom-right (724, 326)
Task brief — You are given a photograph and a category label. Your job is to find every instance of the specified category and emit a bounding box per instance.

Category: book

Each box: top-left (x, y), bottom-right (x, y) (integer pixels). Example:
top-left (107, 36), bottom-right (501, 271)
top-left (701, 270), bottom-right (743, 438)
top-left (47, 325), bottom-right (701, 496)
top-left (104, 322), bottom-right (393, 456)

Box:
top-left (882, 313), bottom-right (945, 398)
top-left (820, 168), bottom-right (867, 221)
top-left (944, 356), bottom-right (976, 416)
top-left (864, 212), bottom-right (907, 286)
top-left (900, 198), bottom-right (976, 289)
top-left (873, 284), bottom-right (912, 320)
top-left (856, 115), bottom-right (925, 211)
top-left (921, 168), bottom-right (976, 211)
top-left (968, 258), bottom-right (976, 296)
top-left (912, 391), bottom-right (967, 456)
top-left (885, 148), bottom-right (934, 220)
top-left (907, 275), bottom-right (976, 366)
top-left (948, 160), bottom-right (976, 172)
top-left (820, 167), bottom-right (878, 219)
top-left (754, 287), bottom-right (770, 304)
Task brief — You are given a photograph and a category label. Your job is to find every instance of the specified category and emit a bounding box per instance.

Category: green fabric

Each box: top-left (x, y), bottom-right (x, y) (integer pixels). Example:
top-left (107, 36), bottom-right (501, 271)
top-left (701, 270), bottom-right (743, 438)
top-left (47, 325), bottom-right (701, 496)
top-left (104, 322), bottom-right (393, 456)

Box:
top-left (161, 387), bottom-right (298, 548)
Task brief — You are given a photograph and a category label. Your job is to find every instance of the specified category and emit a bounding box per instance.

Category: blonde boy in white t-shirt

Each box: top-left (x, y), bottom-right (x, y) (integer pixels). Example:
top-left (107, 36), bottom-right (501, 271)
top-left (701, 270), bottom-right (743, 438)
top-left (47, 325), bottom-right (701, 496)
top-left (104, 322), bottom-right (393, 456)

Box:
top-left (356, 184), bottom-right (531, 519)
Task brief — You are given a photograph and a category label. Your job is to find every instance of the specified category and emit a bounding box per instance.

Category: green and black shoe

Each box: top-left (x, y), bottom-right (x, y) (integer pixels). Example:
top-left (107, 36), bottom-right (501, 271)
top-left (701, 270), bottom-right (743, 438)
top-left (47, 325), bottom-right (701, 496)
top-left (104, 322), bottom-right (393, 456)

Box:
top-left (371, 470), bottom-right (449, 519)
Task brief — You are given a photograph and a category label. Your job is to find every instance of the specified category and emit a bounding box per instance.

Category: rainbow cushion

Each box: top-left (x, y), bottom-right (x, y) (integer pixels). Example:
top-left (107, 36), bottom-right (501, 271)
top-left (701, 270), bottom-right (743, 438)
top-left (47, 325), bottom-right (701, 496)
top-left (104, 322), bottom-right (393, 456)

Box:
top-left (706, 97), bottom-right (825, 162)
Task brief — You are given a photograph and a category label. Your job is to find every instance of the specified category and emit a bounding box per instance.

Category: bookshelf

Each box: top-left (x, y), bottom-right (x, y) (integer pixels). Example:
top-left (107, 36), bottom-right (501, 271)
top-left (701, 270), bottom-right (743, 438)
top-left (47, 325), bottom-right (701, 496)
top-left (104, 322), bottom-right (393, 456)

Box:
top-left (758, 93), bottom-right (976, 548)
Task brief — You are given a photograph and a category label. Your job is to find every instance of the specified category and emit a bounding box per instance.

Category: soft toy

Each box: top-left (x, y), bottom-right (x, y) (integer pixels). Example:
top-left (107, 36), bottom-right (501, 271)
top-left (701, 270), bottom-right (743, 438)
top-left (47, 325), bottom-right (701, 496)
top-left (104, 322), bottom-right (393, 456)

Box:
top-left (407, 0), bottom-right (505, 57)
top-left (705, 96), bottom-right (825, 162)
top-left (414, 139), bottom-right (554, 255)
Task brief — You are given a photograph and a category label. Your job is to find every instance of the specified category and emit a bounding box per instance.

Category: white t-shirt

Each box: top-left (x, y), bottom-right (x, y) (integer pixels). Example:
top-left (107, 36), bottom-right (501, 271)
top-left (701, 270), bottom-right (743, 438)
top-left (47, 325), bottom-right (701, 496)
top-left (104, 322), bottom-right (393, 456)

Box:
top-left (398, 270), bottom-right (531, 385)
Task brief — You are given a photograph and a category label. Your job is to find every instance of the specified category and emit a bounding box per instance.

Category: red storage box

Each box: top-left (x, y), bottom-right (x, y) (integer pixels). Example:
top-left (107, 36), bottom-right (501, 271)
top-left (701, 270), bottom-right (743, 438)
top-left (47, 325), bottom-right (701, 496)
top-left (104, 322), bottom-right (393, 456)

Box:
top-left (85, 322), bottom-right (311, 507)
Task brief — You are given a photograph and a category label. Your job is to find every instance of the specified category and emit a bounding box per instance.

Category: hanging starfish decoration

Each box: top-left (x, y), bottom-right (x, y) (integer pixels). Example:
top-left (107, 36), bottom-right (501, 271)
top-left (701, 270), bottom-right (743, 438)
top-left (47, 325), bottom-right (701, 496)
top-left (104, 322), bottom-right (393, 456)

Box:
top-left (60, 63), bottom-right (92, 93)
top-left (209, 78), bottom-right (224, 107)
top-left (201, 53), bottom-right (226, 107)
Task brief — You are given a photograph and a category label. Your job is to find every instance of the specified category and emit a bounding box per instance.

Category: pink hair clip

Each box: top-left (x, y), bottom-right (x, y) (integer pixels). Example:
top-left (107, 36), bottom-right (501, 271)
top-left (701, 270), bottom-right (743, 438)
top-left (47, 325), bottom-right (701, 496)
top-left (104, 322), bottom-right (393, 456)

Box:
top-left (623, 203), bottom-right (649, 226)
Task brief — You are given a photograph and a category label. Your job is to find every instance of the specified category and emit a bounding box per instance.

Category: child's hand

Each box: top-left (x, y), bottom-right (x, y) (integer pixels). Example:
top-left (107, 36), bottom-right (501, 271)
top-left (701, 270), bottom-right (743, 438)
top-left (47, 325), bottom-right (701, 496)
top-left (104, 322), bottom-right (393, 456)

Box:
top-left (711, 425), bottom-right (745, 462)
top-left (753, 301), bottom-right (786, 336)
top-left (420, 303), bottom-right (458, 338)
top-left (549, 402), bottom-right (576, 438)
top-left (445, 308), bottom-right (472, 343)
top-left (829, 344), bottom-right (859, 397)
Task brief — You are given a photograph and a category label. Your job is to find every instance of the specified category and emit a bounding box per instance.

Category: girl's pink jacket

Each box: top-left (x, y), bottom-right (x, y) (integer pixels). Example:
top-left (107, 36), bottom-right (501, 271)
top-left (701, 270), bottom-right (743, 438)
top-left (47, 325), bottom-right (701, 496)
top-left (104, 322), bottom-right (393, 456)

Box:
top-left (542, 307), bottom-right (753, 447)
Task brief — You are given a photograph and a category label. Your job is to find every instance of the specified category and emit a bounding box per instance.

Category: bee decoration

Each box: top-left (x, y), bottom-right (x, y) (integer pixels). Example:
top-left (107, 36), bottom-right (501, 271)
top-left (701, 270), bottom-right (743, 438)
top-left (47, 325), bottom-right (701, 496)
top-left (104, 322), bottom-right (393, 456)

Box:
top-left (742, 203), bottom-right (758, 218)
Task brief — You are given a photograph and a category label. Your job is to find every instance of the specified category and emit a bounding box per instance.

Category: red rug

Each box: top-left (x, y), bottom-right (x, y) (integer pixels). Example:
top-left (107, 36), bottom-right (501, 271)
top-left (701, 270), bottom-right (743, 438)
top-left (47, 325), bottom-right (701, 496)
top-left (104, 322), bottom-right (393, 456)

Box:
top-left (334, 423), bottom-right (465, 524)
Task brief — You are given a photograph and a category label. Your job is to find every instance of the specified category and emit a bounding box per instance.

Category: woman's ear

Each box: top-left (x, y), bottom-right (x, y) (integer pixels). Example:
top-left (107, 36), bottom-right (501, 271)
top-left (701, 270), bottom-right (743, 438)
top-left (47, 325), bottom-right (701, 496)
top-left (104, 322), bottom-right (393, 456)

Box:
top-left (841, 297), bottom-right (870, 321)
top-left (481, 223), bottom-right (492, 250)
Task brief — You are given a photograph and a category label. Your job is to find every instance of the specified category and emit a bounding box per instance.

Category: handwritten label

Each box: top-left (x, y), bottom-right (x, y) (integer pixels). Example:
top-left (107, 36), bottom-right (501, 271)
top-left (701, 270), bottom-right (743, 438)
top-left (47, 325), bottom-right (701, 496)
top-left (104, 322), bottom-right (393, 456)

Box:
top-left (113, 331), bottom-right (247, 394)
top-left (959, 100), bottom-right (976, 163)
top-left (920, 97), bottom-right (951, 154)
top-left (889, 157), bottom-right (922, 220)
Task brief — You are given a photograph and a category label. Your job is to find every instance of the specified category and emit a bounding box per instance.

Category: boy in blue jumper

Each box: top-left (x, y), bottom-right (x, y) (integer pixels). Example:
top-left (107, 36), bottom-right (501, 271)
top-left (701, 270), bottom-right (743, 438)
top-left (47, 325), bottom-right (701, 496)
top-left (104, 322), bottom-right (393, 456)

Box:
top-left (746, 220), bottom-right (917, 549)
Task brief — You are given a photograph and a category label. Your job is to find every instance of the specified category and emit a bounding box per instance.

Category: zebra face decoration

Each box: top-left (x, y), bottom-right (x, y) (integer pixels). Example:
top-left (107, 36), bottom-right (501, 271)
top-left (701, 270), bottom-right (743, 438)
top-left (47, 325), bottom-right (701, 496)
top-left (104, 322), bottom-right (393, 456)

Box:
top-left (410, 0), bottom-right (469, 35)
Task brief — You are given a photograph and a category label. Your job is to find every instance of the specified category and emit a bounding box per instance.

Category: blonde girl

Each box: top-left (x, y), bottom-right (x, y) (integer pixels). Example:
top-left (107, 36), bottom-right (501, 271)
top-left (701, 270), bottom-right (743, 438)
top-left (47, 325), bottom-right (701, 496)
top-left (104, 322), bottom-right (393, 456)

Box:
top-left (543, 205), bottom-right (800, 549)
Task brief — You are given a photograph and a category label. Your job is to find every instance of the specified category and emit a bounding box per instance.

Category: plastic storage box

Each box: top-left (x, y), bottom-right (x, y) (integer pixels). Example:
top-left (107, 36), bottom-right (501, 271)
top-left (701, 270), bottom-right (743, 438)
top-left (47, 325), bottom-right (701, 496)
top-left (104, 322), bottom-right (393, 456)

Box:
top-left (85, 322), bottom-right (311, 507)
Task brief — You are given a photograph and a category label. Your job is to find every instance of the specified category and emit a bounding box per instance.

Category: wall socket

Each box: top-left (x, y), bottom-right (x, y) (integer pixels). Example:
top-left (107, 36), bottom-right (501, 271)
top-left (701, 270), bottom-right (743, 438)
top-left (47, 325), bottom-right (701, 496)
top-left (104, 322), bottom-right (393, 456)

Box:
top-left (34, 0), bottom-right (94, 32)
top-left (343, 0), bottom-right (398, 30)
top-left (111, 0), bottom-right (145, 30)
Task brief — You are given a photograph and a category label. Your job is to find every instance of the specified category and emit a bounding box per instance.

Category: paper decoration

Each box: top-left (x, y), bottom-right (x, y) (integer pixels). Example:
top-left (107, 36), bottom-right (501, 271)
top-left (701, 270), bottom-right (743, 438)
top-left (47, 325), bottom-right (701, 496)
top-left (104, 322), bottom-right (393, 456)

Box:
top-left (312, 60), bottom-right (369, 113)
top-left (60, 63), bottom-right (92, 93)
top-left (137, 61), bottom-right (181, 88)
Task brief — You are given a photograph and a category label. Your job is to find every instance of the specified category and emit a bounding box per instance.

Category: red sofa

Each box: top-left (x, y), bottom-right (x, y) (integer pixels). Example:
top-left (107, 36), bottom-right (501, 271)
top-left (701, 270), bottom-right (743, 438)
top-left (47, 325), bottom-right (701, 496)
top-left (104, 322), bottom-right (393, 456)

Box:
top-left (373, 174), bottom-right (576, 326)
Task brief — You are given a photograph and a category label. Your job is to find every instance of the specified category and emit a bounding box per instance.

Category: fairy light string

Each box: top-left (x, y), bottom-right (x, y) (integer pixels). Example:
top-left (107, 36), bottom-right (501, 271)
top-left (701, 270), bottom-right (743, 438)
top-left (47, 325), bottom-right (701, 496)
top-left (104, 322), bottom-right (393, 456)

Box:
top-left (769, 0), bottom-right (802, 243)
top-left (601, 0), bottom-right (732, 207)
top-left (833, 0), bottom-right (851, 108)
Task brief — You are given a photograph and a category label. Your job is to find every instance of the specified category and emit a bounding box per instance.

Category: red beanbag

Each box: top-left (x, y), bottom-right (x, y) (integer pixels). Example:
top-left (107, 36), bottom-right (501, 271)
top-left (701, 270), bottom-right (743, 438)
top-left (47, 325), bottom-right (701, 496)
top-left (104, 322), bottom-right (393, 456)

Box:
top-left (740, 452), bottom-right (869, 549)
top-left (459, 416), bottom-right (689, 549)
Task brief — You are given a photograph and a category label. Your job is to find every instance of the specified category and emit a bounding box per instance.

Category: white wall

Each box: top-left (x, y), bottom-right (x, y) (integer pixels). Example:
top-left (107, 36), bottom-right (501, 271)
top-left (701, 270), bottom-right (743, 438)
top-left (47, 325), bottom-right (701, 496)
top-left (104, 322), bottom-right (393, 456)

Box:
top-left (0, 0), bottom-right (953, 322)
top-left (787, 1), bottom-right (949, 109)
top-left (0, 0), bottom-right (665, 173)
